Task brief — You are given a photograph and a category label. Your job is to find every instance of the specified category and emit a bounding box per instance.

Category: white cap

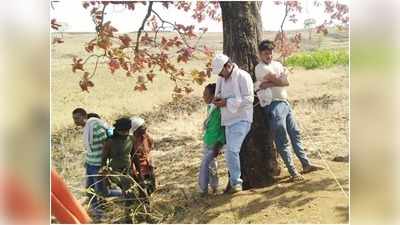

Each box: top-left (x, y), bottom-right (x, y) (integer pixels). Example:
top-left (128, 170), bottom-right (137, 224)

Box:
top-left (211, 53), bottom-right (229, 75)
top-left (130, 116), bottom-right (145, 134)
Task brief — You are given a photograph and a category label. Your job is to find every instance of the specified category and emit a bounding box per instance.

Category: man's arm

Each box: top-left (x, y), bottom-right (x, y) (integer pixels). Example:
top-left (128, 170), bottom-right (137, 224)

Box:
top-left (269, 73), bottom-right (289, 86)
top-left (130, 143), bottom-right (143, 180)
top-left (259, 71), bottom-right (289, 89)
top-left (214, 73), bottom-right (254, 110)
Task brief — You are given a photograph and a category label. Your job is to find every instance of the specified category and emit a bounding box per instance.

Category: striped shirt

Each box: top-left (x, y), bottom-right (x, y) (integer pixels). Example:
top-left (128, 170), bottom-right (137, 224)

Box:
top-left (83, 118), bottom-right (108, 166)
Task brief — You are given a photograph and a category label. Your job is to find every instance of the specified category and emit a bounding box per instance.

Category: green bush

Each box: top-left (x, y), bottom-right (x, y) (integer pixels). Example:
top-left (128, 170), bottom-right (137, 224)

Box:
top-left (285, 50), bottom-right (349, 69)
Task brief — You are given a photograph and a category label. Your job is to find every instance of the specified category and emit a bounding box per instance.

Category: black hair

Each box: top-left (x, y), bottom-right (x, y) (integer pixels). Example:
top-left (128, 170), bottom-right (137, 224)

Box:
top-left (258, 40), bottom-right (275, 52)
top-left (113, 117), bottom-right (132, 131)
top-left (224, 58), bottom-right (232, 67)
top-left (112, 117), bottom-right (131, 138)
top-left (72, 108), bottom-right (87, 116)
top-left (87, 113), bottom-right (101, 119)
top-left (205, 83), bottom-right (216, 95)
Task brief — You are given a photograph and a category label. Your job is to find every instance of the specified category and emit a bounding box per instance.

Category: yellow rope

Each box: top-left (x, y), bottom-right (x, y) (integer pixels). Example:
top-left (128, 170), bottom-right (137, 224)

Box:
top-left (317, 149), bottom-right (349, 199)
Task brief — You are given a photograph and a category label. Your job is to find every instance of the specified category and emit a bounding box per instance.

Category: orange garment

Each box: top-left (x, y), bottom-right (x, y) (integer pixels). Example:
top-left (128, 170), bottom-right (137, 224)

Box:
top-left (1, 171), bottom-right (46, 223)
top-left (51, 169), bottom-right (91, 224)
top-left (132, 133), bottom-right (154, 176)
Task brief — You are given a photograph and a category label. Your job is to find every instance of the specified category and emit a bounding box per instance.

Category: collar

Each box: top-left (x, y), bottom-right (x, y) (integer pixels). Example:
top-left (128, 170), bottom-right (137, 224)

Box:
top-left (260, 60), bottom-right (270, 65)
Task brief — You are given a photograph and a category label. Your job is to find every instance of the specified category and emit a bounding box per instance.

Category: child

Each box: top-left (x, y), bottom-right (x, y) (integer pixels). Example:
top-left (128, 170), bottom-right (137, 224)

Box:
top-left (102, 118), bottom-right (136, 189)
top-left (199, 83), bottom-right (225, 196)
top-left (130, 117), bottom-right (156, 197)
top-left (101, 117), bottom-right (139, 223)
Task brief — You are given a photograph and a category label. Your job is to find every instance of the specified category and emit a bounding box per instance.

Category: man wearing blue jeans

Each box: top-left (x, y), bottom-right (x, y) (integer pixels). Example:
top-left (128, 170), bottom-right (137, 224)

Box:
top-left (255, 40), bottom-right (323, 181)
top-left (211, 53), bottom-right (254, 193)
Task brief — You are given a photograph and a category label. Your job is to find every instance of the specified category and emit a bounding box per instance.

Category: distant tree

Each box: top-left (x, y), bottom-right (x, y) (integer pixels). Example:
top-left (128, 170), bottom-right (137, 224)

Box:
top-left (304, 18), bottom-right (316, 40)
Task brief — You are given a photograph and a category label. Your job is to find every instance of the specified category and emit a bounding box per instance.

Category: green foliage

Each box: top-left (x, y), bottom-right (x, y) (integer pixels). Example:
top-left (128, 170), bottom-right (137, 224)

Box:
top-left (285, 50), bottom-right (349, 69)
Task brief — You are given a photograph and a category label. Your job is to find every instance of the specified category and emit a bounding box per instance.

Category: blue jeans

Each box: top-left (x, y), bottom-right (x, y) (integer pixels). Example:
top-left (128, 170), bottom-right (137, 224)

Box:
top-left (86, 164), bottom-right (122, 200)
top-left (264, 101), bottom-right (311, 176)
top-left (225, 121), bottom-right (251, 187)
top-left (86, 164), bottom-right (102, 209)
top-left (198, 144), bottom-right (219, 192)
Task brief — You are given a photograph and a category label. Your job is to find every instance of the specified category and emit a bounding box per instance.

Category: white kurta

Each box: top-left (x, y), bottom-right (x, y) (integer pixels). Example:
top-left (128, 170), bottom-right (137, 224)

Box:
top-left (215, 64), bottom-right (254, 126)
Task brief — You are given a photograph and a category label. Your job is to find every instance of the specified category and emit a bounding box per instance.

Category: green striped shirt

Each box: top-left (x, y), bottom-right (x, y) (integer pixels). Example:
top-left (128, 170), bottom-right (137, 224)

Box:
top-left (86, 122), bottom-right (108, 166)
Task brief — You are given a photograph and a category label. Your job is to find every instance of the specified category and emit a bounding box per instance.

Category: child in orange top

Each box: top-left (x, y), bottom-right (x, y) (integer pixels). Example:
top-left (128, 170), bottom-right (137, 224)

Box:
top-left (130, 117), bottom-right (156, 196)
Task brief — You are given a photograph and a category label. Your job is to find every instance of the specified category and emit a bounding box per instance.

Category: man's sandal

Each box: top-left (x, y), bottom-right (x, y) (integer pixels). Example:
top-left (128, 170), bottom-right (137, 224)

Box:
top-left (290, 174), bottom-right (305, 182)
top-left (302, 164), bottom-right (324, 174)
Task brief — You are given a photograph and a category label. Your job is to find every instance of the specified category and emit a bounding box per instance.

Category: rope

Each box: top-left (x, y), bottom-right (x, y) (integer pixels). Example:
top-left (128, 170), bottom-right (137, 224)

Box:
top-left (255, 98), bottom-right (349, 199)
top-left (316, 149), bottom-right (349, 199)
top-left (253, 101), bottom-right (260, 108)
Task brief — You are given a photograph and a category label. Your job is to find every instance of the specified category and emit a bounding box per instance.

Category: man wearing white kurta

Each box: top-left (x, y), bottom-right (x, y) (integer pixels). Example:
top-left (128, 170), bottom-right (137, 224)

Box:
top-left (211, 53), bottom-right (254, 192)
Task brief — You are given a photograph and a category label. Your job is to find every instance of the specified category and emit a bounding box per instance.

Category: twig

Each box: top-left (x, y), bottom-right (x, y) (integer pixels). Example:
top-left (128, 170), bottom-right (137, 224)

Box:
top-left (179, 188), bottom-right (189, 201)
top-left (280, 1), bottom-right (289, 33)
top-left (89, 57), bottom-right (100, 79)
top-left (96, 3), bottom-right (107, 34)
top-left (82, 54), bottom-right (107, 66)
top-left (151, 9), bottom-right (191, 48)
top-left (135, 1), bottom-right (154, 53)
top-left (192, 30), bottom-right (207, 50)
top-left (50, 0), bottom-right (59, 10)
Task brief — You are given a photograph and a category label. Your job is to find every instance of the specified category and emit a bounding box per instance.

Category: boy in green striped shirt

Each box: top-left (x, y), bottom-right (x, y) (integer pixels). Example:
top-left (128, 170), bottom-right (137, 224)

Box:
top-left (72, 108), bottom-right (109, 216)
top-left (198, 83), bottom-right (226, 196)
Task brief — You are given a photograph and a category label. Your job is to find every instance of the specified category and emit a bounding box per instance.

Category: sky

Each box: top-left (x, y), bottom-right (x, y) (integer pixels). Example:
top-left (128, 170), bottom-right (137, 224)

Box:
top-left (50, 0), bottom-right (349, 32)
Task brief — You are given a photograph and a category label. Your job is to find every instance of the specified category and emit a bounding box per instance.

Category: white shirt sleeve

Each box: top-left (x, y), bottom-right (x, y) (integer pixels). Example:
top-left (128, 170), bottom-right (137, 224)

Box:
top-left (254, 64), bottom-right (264, 91)
top-left (273, 61), bottom-right (284, 77)
top-left (225, 72), bottom-right (242, 113)
top-left (281, 65), bottom-right (288, 80)
top-left (215, 76), bottom-right (222, 98)
top-left (83, 118), bottom-right (101, 152)
top-left (242, 72), bottom-right (255, 105)
top-left (83, 122), bottom-right (91, 152)
top-left (226, 70), bottom-right (254, 113)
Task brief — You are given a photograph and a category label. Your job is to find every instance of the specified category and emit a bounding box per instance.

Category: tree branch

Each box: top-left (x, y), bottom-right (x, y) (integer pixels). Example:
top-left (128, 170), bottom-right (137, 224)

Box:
top-left (89, 56), bottom-right (100, 79)
top-left (82, 54), bottom-right (106, 66)
top-left (280, 2), bottom-right (289, 33)
top-left (135, 1), bottom-right (154, 53)
top-left (151, 9), bottom-right (191, 48)
top-left (96, 4), bottom-right (108, 34)
top-left (50, 1), bottom-right (59, 10)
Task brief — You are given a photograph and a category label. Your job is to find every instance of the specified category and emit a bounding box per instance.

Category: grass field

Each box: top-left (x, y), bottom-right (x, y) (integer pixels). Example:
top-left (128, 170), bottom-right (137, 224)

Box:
top-left (51, 29), bottom-right (349, 223)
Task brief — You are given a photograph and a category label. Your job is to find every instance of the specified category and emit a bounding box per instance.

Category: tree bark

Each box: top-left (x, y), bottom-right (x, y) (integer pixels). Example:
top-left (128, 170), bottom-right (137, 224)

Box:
top-left (220, 1), bottom-right (280, 190)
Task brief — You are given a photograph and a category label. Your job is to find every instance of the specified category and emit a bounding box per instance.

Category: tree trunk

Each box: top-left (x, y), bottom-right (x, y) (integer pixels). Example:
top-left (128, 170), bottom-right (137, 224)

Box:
top-left (220, 1), bottom-right (280, 190)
